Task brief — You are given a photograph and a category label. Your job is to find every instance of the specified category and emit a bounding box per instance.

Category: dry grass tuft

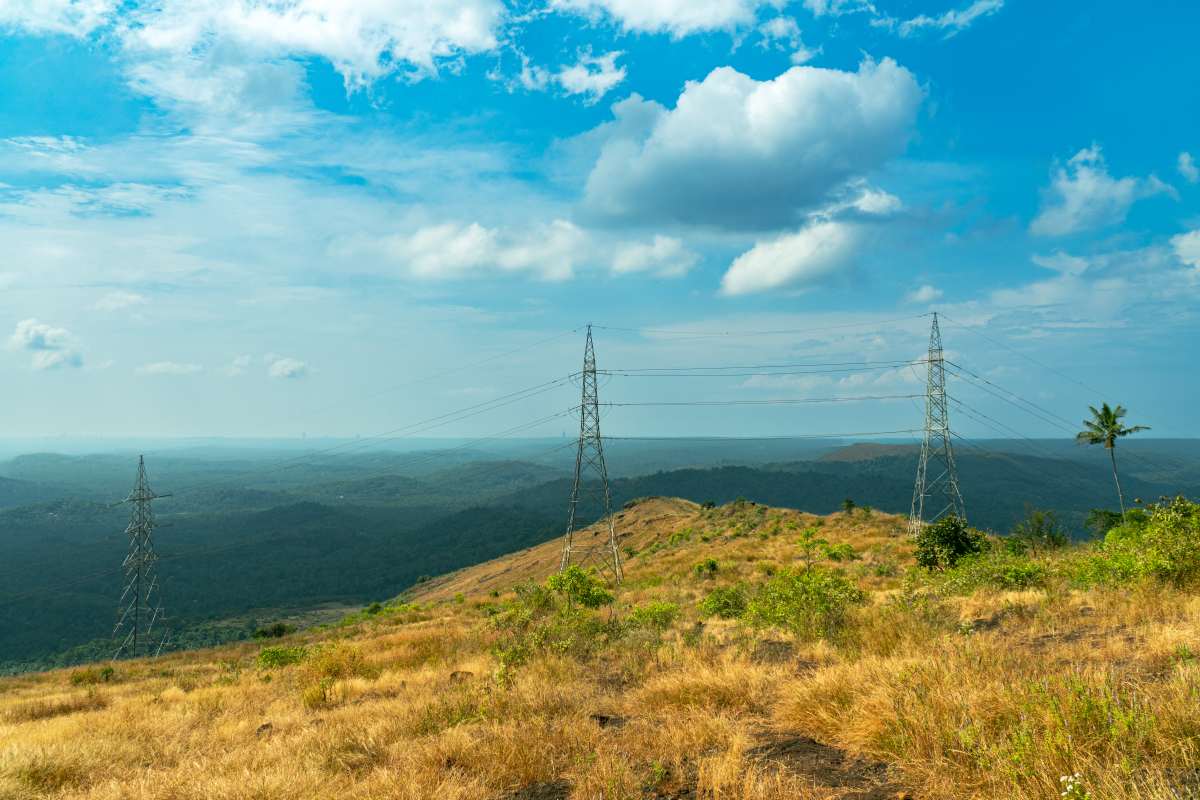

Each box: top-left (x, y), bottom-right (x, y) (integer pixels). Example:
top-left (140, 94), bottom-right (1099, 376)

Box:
top-left (2, 691), bottom-right (108, 723)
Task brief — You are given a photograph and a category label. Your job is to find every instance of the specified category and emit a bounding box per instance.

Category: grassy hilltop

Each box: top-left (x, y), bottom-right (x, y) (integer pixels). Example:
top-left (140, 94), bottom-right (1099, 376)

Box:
top-left (1, 496), bottom-right (1199, 799)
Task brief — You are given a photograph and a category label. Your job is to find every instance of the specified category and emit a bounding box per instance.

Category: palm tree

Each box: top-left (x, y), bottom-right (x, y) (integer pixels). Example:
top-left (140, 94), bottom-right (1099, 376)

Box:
top-left (1076, 403), bottom-right (1149, 515)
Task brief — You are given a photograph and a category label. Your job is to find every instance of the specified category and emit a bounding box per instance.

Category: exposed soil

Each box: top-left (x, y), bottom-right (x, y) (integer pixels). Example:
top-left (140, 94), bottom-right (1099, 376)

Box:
top-left (747, 734), bottom-right (912, 800)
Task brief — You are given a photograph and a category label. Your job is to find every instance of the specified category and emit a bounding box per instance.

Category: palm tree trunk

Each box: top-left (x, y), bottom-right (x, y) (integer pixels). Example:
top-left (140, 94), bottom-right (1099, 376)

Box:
top-left (1109, 446), bottom-right (1126, 516)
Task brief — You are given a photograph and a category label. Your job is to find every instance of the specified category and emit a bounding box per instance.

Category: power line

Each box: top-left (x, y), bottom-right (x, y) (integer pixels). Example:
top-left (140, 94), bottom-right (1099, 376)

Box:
top-left (291, 327), bottom-right (582, 421)
top-left (601, 358), bottom-right (923, 373)
top-left (937, 313), bottom-right (1106, 397)
top-left (602, 394), bottom-right (922, 407)
top-left (605, 430), bottom-right (922, 441)
top-left (598, 363), bottom-right (924, 379)
top-left (592, 314), bottom-right (929, 339)
top-left (945, 360), bottom-right (1079, 432)
top-left (160, 374), bottom-right (579, 497)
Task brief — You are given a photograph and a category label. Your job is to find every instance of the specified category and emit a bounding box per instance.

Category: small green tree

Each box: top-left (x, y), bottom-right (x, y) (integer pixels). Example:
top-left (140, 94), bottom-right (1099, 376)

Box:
top-left (744, 567), bottom-right (866, 640)
top-left (1006, 508), bottom-right (1068, 556)
top-left (915, 514), bottom-right (989, 570)
top-left (699, 585), bottom-right (748, 619)
top-left (1085, 508), bottom-right (1124, 538)
top-left (842, 498), bottom-right (856, 515)
top-left (1076, 403), bottom-right (1149, 515)
top-left (545, 565), bottom-right (614, 609)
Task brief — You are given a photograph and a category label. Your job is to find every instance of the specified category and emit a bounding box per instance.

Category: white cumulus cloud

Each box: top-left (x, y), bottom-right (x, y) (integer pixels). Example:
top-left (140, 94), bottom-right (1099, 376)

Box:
top-left (757, 15), bottom-right (821, 63)
top-left (612, 235), bottom-right (699, 277)
top-left (583, 58), bottom-right (923, 231)
top-left (125, 0), bottom-right (505, 90)
top-left (720, 220), bottom-right (857, 296)
top-left (1180, 152), bottom-right (1199, 184)
top-left (0, 0), bottom-right (117, 37)
top-left (1030, 144), bottom-right (1175, 237)
top-left (7, 318), bottom-right (83, 370)
top-left (268, 357), bottom-right (309, 379)
top-left (1172, 230), bottom-right (1200, 268)
top-left (348, 220), bottom-right (587, 281)
top-left (906, 284), bottom-right (943, 304)
top-left (556, 51), bottom-right (626, 104)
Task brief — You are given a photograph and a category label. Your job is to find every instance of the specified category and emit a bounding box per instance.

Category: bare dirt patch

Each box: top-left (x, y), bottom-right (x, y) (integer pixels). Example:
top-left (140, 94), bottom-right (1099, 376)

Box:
top-left (748, 734), bottom-right (912, 800)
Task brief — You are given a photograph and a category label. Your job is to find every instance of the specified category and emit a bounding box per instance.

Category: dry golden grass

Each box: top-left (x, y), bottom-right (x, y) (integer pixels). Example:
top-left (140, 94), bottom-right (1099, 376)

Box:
top-left (1, 497), bottom-right (1197, 800)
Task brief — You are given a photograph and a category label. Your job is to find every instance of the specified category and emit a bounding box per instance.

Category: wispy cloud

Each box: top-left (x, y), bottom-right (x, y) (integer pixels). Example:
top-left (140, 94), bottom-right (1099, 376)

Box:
top-left (267, 356), bottom-right (308, 379)
top-left (1030, 144), bottom-right (1175, 236)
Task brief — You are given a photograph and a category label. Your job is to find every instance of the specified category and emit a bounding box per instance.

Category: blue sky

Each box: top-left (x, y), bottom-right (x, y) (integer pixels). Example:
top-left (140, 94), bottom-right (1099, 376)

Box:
top-left (0, 0), bottom-right (1197, 441)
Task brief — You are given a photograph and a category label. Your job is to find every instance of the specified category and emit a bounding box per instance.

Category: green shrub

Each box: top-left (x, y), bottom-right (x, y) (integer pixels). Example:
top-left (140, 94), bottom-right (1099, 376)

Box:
top-left (1085, 508), bottom-right (1124, 538)
top-left (942, 551), bottom-right (1050, 592)
top-left (69, 665), bottom-right (116, 686)
top-left (693, 558), bottom-right (719, 578)
top-left (305, 643), bottom-right (379, 680)
top-left (628, 601), bottom-right (680, 631)
top-left (253, 622), bottom-right (296, 639)
top-left (1005, 508), bottom-right (1068, 556)
top-left (700, 586), bottom-right (748, 619)
top-left (915, 515), bottom-right (989, 571)
top-left (490, 572), bottom-right (621, 677)
top-left (744, 566), bottom-right (866, 640)
top-left (545, 565), bottom-right (614, 609)
top-left (1079, 497), bottom-right (1200, 586)
top-left (824, 542), bottom-right (860, 562)
top-left (257, 645), bottom-right (309, 669)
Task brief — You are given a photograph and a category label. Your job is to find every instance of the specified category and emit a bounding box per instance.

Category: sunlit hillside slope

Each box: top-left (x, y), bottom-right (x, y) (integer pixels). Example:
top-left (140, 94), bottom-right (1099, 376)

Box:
top-left (2, 496), bottom-right (1198, 799)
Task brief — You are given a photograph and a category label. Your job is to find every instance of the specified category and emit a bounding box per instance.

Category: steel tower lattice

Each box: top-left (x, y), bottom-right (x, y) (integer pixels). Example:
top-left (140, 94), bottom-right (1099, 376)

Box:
top-left (113, 455), bottom-right (171, 659)
top-left (909, 313), bottom-right (966, 533)
top-left (559, 325), bottom-right (623, 583)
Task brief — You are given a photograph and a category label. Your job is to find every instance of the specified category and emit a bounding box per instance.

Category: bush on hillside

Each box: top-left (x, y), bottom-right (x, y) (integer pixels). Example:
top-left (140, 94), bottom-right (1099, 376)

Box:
top-left (304, 642), bottom-right (379, 681)
top-left (545, 565), bottom-right (615, 609)
top-left (69, 665), bottom-right (116, 686)
top-left (1079, 496), bottom-right (1200, 586)
top-left (253, 622), bottom-right (296, 639)
top-left (1005, 508), bottom-right (1068, 556)
top-left (1085, 508), bottom-right (1125, 538)
top-left (939, 550), bottom-right (1050, 593)
top-left (627, 601), bottom-right (680, 632)
top-left (915, 515), bottom-right (989, 571)
top-left (489, 571), bottom-right (623, 678)
top-left (744, 567), bottom-right (866, 641)
top-left (257, 645), bottom-right (308, 669)
top-left (700, 585), bottom-right (748, 619)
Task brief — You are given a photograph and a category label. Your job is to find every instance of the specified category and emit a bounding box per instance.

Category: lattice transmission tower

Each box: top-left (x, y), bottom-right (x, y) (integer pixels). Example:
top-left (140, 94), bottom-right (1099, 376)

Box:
top-left (909, 313), bottom-right (966, 533)
top-left (113, 455), bottom-right (171, 659)
top-left (559, 325), bottom-right (623, 583)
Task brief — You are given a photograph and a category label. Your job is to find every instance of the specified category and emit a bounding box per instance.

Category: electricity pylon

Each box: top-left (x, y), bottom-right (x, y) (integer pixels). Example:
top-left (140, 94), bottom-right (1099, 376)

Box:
top-left (909, 313), bottom-right (966, 533)
top-left (113, 455), bottom-right (171, 659)
top-left (560, 325), bottom-right (623, 583)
